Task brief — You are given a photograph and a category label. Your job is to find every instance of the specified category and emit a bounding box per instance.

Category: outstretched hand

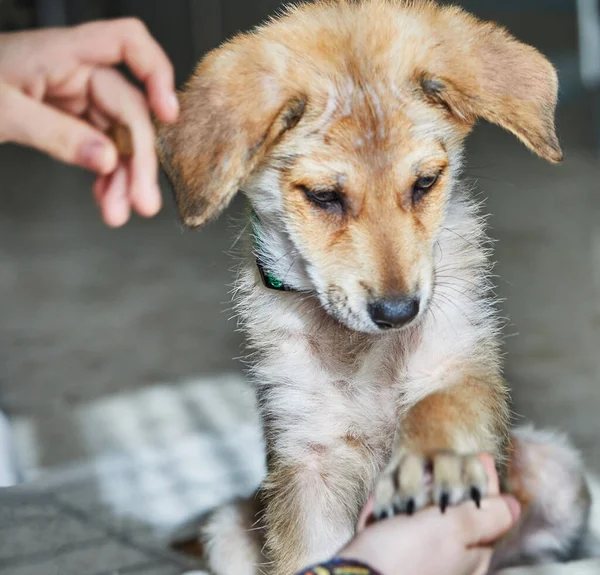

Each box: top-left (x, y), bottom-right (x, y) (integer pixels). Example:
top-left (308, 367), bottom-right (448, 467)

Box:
top-left (339, 454), bottom-right (521, 575)
top-left (0, 19), bottom-right (179, 226)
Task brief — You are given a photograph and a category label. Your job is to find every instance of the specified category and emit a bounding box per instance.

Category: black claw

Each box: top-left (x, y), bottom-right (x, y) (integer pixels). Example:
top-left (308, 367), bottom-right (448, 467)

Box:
top-left (471, 487), bottom-right (481, 509)
top-left (440, 492), bottom-right (450, 514)
top-left (406, 498), bottom-right (415, 516)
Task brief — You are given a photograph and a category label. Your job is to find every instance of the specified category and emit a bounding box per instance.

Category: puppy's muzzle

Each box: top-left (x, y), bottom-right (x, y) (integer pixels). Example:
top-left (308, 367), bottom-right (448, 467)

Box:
top-left (368, 296), bottom-right (420, 330)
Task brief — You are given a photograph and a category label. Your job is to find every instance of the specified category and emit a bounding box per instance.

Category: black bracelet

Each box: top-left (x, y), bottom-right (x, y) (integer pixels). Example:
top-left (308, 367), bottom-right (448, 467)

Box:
top-left (297, 557), bottom-right (383, 575)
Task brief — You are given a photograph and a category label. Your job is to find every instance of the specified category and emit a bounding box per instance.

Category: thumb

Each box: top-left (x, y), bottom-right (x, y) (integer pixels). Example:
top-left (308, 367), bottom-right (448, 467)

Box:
top-left (456, 495), bottom-right (521, 547)
top-left (356, 495), bottom-right (375, 532)
top-left (0, 82), bottom-right (118, 174)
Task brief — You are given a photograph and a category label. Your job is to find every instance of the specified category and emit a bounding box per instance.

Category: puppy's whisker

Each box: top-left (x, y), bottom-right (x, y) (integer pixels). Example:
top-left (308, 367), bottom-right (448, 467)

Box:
top-left (463, 172), bottom-right (517, 187)
top-left (231, 220), bottom-right (251, 250)
top-left (429, 298), bottom-right (455, 332)
top-left (434, 281), bottom-right (479, 303)
top-left (442, 226), bottom-right (477, 249)
top-left (435, 272), bottom-right (482, 290)
top-left (281, 257), bottom-right (298, 284)
top-left (431, 290), bottom-right (475, 328)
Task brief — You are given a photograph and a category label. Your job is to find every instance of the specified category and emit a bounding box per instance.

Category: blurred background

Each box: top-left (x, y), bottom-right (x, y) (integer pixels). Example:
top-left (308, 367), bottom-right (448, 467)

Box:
top-left (0, 1), bottom-right (599, 573)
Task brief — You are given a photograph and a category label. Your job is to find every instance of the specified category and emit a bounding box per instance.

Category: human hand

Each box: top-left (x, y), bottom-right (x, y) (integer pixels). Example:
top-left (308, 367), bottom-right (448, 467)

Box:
top-left (338, 455), bottom-right (520, 575)
top-left (0, 19), bottom-right (179, 226)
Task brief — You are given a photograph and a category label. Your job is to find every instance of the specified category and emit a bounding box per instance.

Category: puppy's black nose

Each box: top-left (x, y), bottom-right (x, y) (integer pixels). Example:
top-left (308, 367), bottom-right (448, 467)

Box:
top-left (368, 297), bottom-right (420, 329)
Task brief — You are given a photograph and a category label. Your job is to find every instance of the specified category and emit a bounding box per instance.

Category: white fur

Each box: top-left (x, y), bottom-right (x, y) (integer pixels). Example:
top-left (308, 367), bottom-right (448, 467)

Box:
top-left (202, 58), bottom-right (588, 575)
top-left (491, 427), bottom-right (592, 570)
top-left (202, 498), bottom-right (265, 575)
top-left (225, 157), bottom-right (505, 571)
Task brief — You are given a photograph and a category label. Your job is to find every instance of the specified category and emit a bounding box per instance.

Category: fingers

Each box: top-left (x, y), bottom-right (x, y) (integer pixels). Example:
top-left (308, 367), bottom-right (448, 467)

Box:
top-left (479, 453), bottom-right (500, 496)
top-left (96, 164), bottom-right (131, 227)
top-left (90, 67), bottom-right (162, 218)
top-left (453, 495), bottom-right (520, 547)
top-left (360, 490), bottom-right (519, 548)
top-left (86, 104), bottom-right (112, 133)
top-left (0, 82), bottom-right (118, 173)
top-left (69, 18), bottom-right (178, 123)
top-left (501, 496), bottom-right (522, 526)
top-left (358, 454), bottom-right (518, 538)
top-left (356, 495), bottom-right (375, 532)
top-left (93, 173), bottom-right (109, 205)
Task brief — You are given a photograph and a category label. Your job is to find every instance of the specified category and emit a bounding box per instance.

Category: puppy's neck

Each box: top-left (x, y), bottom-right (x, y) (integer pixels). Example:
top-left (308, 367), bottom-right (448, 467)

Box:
top-left (245, 202), bottom-right (315, 294)
top-left (251, 209), bottom-right (305, 293)
top-left (235, 188), bottom-right (497, 360)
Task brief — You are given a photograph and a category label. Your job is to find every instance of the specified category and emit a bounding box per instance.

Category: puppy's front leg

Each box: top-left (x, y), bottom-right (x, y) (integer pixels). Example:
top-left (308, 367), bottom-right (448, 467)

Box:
top-left (262, 447), bottom-right (373, 575)
top-left (374, 374), bottom-right (510, 517)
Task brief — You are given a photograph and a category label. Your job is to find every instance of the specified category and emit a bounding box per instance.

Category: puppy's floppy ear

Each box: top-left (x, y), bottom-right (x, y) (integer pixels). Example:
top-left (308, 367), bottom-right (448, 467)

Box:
top-left (421, 8), bottom-right (563, 163)
top-left (158, 36), bottom-right (305, 228)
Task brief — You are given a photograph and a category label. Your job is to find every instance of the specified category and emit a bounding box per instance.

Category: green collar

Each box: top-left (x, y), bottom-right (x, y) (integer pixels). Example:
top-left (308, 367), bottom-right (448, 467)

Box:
top-left (250, 210), bottom-right (297, 292)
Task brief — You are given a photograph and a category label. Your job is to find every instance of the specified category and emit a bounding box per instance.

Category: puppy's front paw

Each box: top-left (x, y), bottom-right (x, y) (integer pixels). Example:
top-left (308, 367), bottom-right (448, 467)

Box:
top-left (373, 449), bottom-right (487, 519)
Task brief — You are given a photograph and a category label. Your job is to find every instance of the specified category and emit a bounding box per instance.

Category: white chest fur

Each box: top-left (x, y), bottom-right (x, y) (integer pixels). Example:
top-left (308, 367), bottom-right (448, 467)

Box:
top-left (233, 190), bottom-right (500, 474)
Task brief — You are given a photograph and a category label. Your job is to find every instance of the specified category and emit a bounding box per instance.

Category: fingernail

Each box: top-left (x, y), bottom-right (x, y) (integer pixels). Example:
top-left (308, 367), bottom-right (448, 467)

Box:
top-left (502, 496), bottom-right (521, 523)
top-left (105, 198), bottom-right (130, 228)
top-left (146, 194), bottom-right (162, 217)
top-left (80, 140), bottom-right (117, 174)
top-left (136, 184), bottom-right (162, 218)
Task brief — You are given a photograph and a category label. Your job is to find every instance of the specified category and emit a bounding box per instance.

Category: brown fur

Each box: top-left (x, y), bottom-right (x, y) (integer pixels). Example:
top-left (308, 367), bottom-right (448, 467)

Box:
top-left (157, 2), bottom-right (589, 574)
top-left (400, 373), bottom-right (510, 466)
top-left (159, 0), bottom-right (561, 227)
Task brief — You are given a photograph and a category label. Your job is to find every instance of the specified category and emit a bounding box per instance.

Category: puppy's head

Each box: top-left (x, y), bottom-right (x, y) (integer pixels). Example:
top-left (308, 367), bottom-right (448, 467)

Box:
top-left (159, 0), bottom-right (561, 333)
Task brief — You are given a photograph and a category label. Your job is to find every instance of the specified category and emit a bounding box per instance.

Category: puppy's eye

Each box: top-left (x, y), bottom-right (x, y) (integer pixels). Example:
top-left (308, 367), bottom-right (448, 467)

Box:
top-left (412, 173), bottom-right (440, 204)
top-left (302, 187), bottom-right (344, 211)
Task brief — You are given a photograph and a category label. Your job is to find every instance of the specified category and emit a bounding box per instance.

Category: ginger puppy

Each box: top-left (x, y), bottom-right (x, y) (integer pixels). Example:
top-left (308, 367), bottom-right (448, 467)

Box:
top-left (160, 1), bottom-right (591, 573)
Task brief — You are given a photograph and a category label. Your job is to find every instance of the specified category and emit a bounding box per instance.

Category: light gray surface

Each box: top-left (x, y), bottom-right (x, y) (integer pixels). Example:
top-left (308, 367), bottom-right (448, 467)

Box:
top-left (0, 373), bottom-right (265, 575)
top-left (0, 490), bottom-right (193, 575)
